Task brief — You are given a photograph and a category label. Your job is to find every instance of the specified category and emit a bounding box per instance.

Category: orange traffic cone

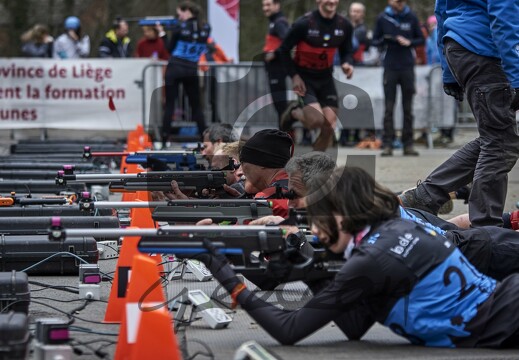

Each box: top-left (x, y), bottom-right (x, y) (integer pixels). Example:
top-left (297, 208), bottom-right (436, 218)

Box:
top-left (129, 207), bottom-right (156, 229)
top-left (135, 191), bottom-right (151, 202)
top-left (132, 306), bottom-right (181, 360)
top-left (114, 255), bottom-right (173, 360)
top-left (119, 156), bottom-right (141, 175)
top-left (126, 126), bottom-right (142, 149)
top-left (103, 234), bottom-right (162, 323)
top-left (137, 124), bottom-right (153, 149)
top-left (129, 199), bottom-right (163, 274)
top-left (115, 305), bottom-right (180, 360)
top-left (121, 192), bottom-right (137, 202)
top-left (127, 125), bottom-right (152, 151)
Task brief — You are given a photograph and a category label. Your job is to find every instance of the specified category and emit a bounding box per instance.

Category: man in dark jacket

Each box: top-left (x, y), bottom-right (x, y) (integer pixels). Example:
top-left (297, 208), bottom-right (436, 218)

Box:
top-left (99, 18), bottom-right (132, 58)
top-left (372, 0), bottom-right (424, 156)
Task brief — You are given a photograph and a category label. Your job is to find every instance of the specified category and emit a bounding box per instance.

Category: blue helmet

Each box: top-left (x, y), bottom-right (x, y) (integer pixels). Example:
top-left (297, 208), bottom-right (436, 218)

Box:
top-left (64, 16), bottom-right (81, 30)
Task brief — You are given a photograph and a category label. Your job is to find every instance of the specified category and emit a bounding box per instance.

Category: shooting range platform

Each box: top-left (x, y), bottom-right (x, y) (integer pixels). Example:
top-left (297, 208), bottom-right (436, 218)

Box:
top-left (12, 129), bottom-right (519, 359)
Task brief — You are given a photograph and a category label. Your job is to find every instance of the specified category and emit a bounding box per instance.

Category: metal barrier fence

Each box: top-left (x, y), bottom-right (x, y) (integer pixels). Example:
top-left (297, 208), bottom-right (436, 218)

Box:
top-left (139, 62), bottom-right (458, 144)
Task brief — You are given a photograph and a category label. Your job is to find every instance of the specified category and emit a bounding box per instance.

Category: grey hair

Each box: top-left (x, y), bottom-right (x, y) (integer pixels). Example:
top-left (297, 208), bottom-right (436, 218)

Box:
top-left (285, 151), bottom-right (336, 183)
top-left (202, 124), bottom-right (238, 143)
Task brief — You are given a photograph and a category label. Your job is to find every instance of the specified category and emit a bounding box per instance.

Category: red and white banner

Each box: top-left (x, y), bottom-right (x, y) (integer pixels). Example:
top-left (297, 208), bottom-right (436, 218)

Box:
top-left (208, 0), bottom-right (240, 62)
top-left (0, 58), bottom-right (152, 130)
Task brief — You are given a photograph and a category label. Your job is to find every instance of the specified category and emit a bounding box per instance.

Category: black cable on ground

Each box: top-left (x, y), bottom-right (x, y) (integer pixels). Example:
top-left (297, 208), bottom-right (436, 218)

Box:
top-left (29, 280), bottom-right (79, 294)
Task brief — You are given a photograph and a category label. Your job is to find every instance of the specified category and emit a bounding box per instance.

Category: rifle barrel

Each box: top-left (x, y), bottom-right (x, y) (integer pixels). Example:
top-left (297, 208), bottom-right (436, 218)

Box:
top-left (61, 225), bottom-right (280, 238)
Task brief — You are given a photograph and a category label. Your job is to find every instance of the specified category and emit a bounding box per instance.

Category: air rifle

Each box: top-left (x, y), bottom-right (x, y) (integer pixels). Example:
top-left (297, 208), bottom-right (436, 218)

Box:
top-left (151, 199), bottom-right (274, 225)
top-left (48, 224), bottom-right (341, 290)
top-left (0, 192), bottom-right (75, 207)
top-left (83, 147), bottom-right (208, 171)
top-left (0, 162), bottom-right (97, 172)
top-left (0, 170), bottom-right (69, 180)
top-left (49, 224), bottom-right (285, 264)
top-left (111, 171), bottom-right (227, 194)
top-left (137, 16), bottom-right (178, 28)
top-left (82, 144), bottom-right (204, 159)
top-left (125, 152), bottom-right (207, 171)
top-left (138, 225), bottom-right (340, 290)
top-left (0, 216), bottom-right (119, 237)
top-left (0, 180), bottom-right (86, 195)
top-left (56, 166), bottom-right (227, 194)
top-left (76, 196), bottom-right (273, 224)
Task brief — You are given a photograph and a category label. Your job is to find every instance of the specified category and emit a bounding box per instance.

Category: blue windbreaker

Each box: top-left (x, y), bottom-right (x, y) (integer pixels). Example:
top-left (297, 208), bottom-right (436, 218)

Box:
top-left (435, 0), bottom-right (519, 87)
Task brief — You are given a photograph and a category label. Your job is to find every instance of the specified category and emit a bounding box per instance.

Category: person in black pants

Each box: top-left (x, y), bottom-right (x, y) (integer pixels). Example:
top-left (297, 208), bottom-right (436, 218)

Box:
top-left (399, 0), bottom-right (519, 227)
top-left (262, 0), bottom-right (290, 128)
top-left (372, 0), bottom-right (424, 156)
top-left (162, 1), bottom-right (210, 145)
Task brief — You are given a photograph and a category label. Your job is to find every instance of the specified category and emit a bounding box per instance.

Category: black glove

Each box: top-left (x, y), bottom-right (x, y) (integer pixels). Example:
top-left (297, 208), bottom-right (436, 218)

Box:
top-left (193, 239), bottom-right (243, 294)
top-left (443, 82), bottom-right (464, 102)
top-left (266, 255), bottom-right (293, 280)
top-left (511, 88), bottom-right (519, 112)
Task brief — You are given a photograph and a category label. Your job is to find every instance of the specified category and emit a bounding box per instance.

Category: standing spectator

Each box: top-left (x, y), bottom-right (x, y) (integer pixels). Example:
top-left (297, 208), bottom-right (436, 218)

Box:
top-left (340, 2), bottom-right (371, 146)
top-left (425, 15), bottom-right (439, 65)
top-left (162, 1), bottom-right (211, 145)
top-left (135, 24), bottom-right (169, 60)
top-left (349, 2), bottom-right (370, 65)
top-left (399, 0), bottom-right (519, 227)
top-left (373, 0), bottom-right (424, 157)
top-left (199, 37), bottom-right (233, 70)
top-left (53, 16), bottom-right (90, 59)
top-left (199, 37), bottom-right (233, 123)
top-left (414, 21), bottom-right (429, 65)
top-left (99, 18), bottom-right (132, 58)
top-left (416, 14), bottom-right (445, 146)
top-left (21, 24), bottom-right (53, 58)
top-left (262, 0), bottom-right (290, 128)
top-left (278, 0), bottom-right (354, 151)
top-left (426, 14), bottom-right (454, 146)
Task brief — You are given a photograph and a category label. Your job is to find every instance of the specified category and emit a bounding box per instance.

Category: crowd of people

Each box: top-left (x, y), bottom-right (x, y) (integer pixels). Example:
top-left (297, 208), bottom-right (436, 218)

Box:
top-left (20, 0), bottom-right (453, 152)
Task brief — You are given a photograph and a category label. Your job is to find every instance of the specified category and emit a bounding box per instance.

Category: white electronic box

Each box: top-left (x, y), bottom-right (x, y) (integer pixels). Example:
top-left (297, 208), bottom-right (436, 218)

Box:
top-left (187, 289), bottom-right (232, 329)
top-left (186, 259), bottom-right (213, 281)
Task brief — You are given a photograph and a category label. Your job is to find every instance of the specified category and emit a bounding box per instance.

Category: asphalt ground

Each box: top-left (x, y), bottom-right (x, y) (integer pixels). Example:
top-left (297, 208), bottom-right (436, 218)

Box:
top-left (4, 128), bottom-right (519, 359)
